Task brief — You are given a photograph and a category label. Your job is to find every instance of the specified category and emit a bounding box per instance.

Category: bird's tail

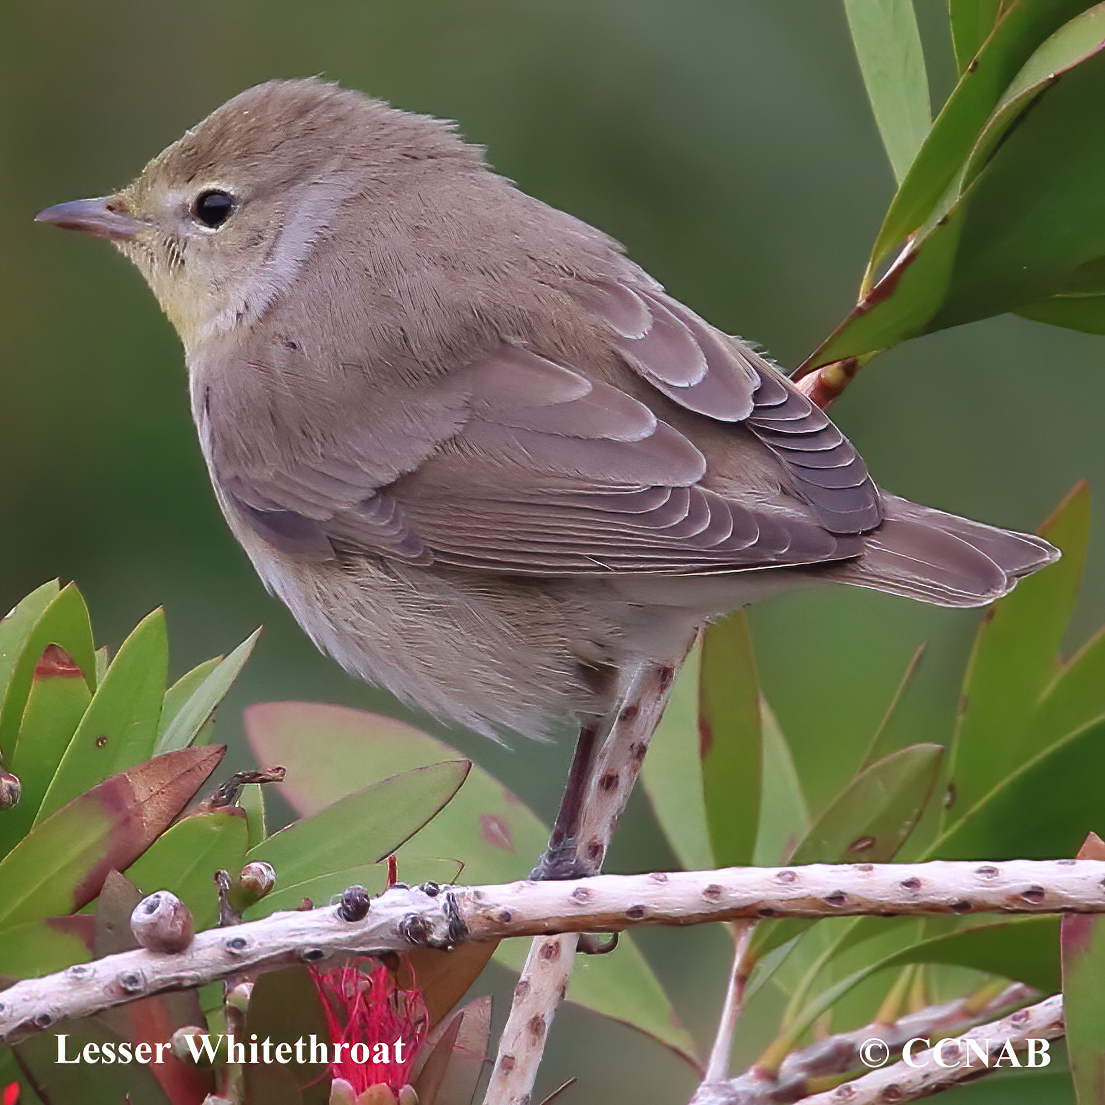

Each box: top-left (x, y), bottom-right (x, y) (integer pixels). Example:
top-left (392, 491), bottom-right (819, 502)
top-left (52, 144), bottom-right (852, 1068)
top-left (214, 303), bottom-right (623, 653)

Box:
top-left (828, 493), bottom-right (1060, 608)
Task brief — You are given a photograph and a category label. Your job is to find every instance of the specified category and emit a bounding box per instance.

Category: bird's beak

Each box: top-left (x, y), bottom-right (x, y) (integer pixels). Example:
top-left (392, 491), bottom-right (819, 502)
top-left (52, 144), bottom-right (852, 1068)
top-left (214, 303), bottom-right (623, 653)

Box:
top-left (35, 197), bottom-right (145, 241)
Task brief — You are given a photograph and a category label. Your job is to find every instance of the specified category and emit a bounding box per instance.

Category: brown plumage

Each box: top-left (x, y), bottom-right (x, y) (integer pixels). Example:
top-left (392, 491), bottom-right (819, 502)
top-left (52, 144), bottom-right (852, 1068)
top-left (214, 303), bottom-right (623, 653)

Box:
top-left (37, 78), bottom-right (1057, 742)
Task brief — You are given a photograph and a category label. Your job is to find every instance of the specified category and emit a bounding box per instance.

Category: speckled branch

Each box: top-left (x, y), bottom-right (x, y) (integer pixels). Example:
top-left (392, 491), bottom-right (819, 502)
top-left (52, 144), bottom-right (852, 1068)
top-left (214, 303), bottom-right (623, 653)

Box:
top-left (482, 653), bottom-right (686, 1105)
top-left (1, 861), bottom-right (1101, 1046)
top-left (689, 982), bottom-right (1036, 1105)
top-left (786, 993), bottom-right (1065, 1105)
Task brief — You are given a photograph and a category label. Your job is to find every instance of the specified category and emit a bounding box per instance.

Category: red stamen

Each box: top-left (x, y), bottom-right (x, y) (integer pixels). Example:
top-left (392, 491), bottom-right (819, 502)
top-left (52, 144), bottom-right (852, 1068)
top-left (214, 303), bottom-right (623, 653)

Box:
top-left (310, 957), bottom-right (428, 1095)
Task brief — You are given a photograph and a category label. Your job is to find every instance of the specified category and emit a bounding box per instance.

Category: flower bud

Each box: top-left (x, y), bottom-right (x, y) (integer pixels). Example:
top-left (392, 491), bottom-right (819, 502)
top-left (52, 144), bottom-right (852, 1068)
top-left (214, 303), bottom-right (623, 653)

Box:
top-left (225, 980), bottom-right (254, 1015)
top-left (130, 891), bottom-right (194, 953)
top-left (0, 771), bottom-right (21, 810)
top-left (397, 1087), bottom-right (420, 1105)
top-left (171, 1026), bottom-right (210, 1063)
top-left (329, 1078), bottom-right (357, 1105)
top-left (228, 861), bottom-right (277, 912)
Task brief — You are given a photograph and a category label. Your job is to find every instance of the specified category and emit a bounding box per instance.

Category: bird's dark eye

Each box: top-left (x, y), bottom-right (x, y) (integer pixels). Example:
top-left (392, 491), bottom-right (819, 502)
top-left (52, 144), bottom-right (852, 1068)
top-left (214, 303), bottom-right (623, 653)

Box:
top-left (192, 190), bottom-right (235, 228)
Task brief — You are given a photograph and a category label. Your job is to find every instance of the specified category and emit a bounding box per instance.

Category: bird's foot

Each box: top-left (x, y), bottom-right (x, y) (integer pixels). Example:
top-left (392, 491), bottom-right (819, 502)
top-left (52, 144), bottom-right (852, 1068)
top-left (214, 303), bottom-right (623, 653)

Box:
top-left (529, 838), bottom-right (595, 881)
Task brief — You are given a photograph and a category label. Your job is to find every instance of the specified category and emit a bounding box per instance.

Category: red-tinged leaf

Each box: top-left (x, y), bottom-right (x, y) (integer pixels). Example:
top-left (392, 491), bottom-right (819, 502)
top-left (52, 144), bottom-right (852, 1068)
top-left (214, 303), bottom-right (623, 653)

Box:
top-left (15, 1019), bottom-right (173, 1105)
top-left (429, 995), bottom-right (492, 1105)
top-left (0, 581), bottom-right (59, 714)
top-left (0, 583), bottom-right (95, 761)
top-left (403, 942), bottom-right (499, 1031)
top-left (38, 608), bottom-right (170, 820)
top-left (411, 1011), bottom-right (464, 1105)
top-left (1063, 832), bottom-right (1105, 1104)
top-left (0, 746), bottom-right (224, 928)
top-left (0, 646), bottom-right (92, 855)
top-left (92, 871), bottom-right (216, 1104)
top-left (0, 915), bottom-right (95, 978)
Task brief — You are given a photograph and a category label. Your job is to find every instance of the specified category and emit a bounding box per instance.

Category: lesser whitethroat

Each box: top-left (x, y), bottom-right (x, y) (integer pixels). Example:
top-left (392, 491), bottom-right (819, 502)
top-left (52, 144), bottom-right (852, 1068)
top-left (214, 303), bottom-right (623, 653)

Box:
top-left (37, 79), bottom-right (1056, 875)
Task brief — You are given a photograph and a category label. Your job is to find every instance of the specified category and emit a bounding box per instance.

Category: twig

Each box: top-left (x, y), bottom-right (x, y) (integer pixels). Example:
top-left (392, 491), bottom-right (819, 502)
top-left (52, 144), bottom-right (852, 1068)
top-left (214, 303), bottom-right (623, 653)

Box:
top-left (482, 653), bottom-right (688, 1105)
top-left (2, 860), bottom-right (1103, 1045)
top-left (701, 922), bottom-right (756, 1087)
top-left (787, 993), bottom-right (1064, 1105)
top-left (691, 982), bottom-right (1035, 1104)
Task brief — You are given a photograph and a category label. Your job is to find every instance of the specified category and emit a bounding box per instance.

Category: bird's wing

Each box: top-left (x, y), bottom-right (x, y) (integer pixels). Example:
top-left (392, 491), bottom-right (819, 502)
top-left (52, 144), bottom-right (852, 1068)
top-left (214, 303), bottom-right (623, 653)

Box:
top-left (580, 279), bottom-right (881, 534)
top-left (205, 282), bottom-right (878, 574)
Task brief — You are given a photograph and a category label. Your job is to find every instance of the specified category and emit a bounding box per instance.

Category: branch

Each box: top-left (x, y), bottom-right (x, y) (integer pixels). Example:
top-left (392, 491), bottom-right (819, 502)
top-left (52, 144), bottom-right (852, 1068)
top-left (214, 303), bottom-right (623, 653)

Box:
top-left (483, 654), bottom-right (685, 1105)
top-left (3, 860), bottom-right (1103, 1044)
top-left (787, 993), bottom-right (1064, 1105)
top-left (690, 982), bottom-right (1036, 1104)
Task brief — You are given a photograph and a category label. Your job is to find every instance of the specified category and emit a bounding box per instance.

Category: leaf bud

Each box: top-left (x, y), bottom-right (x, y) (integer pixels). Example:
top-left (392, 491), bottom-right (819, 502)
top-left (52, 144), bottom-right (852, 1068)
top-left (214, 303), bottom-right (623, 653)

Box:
top-left (0, 771), bottom-right (21, 810)
top-left (130, 891), bottom-right (194, 953)
top-left (228, 861), bottom-right (277, 912)
top-left (224, 979), bottom-right (254, 1015)
top-left (171, 1026), bottom-right (211, 1063)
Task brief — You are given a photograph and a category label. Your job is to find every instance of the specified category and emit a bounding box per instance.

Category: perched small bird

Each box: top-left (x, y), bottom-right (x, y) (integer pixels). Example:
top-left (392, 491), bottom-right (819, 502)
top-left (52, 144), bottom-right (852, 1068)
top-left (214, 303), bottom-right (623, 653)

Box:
top-left (38, 79), bottom-right (1056, 872)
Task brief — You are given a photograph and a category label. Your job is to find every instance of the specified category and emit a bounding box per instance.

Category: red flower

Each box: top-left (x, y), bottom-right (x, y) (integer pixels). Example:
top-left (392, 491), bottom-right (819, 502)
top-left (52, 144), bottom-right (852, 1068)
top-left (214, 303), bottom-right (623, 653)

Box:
top-left (3, 1083), bottom-right (18, 1105)
top-left (310, 957), bottom-right (428, 1101)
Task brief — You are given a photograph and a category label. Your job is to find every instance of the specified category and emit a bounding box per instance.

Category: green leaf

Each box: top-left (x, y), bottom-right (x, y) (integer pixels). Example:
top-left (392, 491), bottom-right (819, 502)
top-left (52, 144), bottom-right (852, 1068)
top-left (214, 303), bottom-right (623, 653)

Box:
top-left (700, 614), bottom-right (762, 867)
top-left (774, 916), bottom-right (1058, 1061)
top-left (248, 856), bottom-right (462, 918)
top-left (248, 761), bottom-right (470, 886)
top-left (752, 702), bottom-right (809, 868)
top-left (158, 656), bottom-right (221, 740)
top-left (947, 483), bottom-right (1087, 824)
top-left (860, 0), bottom-right (1094, 290)
top-left (1062, 834), bottom-right (1105, 1105)
top-left (752, 744), bottom-right (942, 959)
top-left (950, 1), bottom-right (1004, 73)
top-left (930, 48), bottom-right (1105, 332)
top-left (1028, 626), bottom-right (1105, 753)
top-left (962, 5), bottom-right (1105, 193)
top-left (0, 649), bottom-right (92, 855)
top-left (125, 810), bottom-right (250, 930)
top-left (811, 202), bottom-right (966, 363)
top-left (640, 640), bottom-right (713, 871)
top-left (1018, 290), bottom-right (1105, 333)
top-left (0, 915), bottom-right (95, 977)
top-left (245, 701), bottom-right (697, 1062)
top-left (155, 628), bottom-right (260, 754)
top-left (0, 746), bottom-right (224, 929)
top-left (933, 715), bottom-right (1105, 859)
top-left (843, 0), bottom-right (930, 181)
top-left (0, 583), bottom-right (95, 760)
top-left (859, 643), bottom-right (926, 769)
top-left (791, 744), bottom-right (943, 865)
top-left (244, 967), bottom-right (330, 1105)
top-left (38, 608), bottom-right (170, 821)
top-left (0, 579), bottom-right (59, 703)
top-left (238, 781), bottom-right (268, 850)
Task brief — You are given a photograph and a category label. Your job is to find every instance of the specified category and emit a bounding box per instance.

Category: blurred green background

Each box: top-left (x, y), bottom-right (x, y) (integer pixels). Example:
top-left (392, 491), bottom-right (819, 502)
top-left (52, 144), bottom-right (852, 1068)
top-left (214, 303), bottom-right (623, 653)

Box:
top-left (2, 1), bottom-right (1102, 1101)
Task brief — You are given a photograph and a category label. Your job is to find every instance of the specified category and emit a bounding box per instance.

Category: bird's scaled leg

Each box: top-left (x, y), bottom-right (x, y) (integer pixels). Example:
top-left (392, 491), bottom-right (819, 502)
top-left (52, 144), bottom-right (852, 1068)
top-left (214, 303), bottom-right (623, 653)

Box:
top-left (530, 719), bottom-right (603, 881)
top-left (530, 640), bottom-right (696, 881)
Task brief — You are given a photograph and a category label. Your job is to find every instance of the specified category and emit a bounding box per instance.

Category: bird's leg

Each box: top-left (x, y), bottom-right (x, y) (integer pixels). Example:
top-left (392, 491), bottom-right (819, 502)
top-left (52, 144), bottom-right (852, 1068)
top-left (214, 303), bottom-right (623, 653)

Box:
top-left (530, 718), bottom-right (603, 881)
top-left (530, 635), bottom-right (697, 881)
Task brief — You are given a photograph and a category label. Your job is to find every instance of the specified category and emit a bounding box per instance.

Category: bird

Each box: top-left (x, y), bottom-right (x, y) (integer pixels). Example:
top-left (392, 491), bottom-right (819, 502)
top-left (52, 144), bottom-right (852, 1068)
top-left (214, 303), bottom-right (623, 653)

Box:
top-left (37, 78), bottom-right (1057, 876)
